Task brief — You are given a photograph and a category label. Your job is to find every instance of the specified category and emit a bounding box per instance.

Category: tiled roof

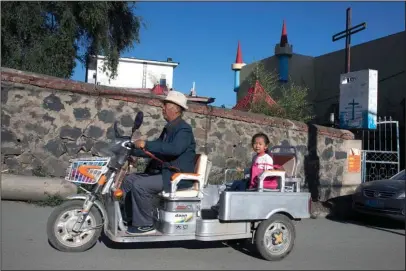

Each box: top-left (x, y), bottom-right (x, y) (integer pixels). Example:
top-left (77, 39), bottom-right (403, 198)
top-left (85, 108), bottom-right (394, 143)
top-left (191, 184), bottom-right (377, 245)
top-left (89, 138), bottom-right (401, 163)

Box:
top-left (233, 80), bottom-right (278, 111)
top-left (151, 84), bottom-right (168, 95)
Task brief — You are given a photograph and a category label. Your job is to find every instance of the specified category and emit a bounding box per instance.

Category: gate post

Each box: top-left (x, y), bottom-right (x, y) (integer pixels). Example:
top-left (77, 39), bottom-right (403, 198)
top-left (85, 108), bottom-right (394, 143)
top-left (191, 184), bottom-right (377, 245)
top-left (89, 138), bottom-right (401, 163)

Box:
top-left (361, 151), bottom-right (367, 183)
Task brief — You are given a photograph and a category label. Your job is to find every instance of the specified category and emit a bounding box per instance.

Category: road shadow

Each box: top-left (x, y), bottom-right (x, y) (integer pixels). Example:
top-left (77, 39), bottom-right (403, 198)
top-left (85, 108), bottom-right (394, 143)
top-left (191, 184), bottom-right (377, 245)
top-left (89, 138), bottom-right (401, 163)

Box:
top-left (100, 233), bottom-right (264, 259)
top-left (101, 233), bottom-right (258, 251)
top-left (225, 239), bottom-right (264, 260)
top-left (100, 234), bottom-right (225, 250)
top-left (304, 123), bottom-right (320, 202)
top-left (326, 215), bottom-right (405, 236)
top-left (323, 195), bottom-right (405, 236)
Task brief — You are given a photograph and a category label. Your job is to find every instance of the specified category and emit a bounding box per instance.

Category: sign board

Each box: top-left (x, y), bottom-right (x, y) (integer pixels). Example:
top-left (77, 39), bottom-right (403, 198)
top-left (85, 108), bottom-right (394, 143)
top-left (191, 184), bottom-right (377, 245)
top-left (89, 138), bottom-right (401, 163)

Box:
top-left (339, 69), bottom-right (378, 129)
top-left (347, 148), bottom-right (361, 173)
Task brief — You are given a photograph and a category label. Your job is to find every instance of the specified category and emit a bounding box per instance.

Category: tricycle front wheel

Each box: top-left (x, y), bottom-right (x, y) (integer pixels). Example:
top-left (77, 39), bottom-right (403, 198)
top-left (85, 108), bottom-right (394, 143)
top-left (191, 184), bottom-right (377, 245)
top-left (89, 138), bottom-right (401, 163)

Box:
top-left (255, 214), bottom-right (296, 261)
top-left (47, 200), bottom-right (103, 252)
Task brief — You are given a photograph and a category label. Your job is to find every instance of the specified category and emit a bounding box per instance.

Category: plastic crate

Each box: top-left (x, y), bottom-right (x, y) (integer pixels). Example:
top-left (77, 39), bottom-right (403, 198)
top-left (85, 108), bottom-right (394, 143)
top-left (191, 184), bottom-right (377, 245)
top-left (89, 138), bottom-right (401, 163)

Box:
top-left (65, 157), bottom-right (110, 185)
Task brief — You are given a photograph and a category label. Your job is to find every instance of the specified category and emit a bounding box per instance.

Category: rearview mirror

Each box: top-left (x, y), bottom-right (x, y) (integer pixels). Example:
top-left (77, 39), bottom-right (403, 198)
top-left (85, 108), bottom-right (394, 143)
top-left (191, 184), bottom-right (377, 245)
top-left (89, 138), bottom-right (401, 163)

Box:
top-left (132, 111), bottom-right (144, 134)
top-left (114, 121), bottom-right (123, 138)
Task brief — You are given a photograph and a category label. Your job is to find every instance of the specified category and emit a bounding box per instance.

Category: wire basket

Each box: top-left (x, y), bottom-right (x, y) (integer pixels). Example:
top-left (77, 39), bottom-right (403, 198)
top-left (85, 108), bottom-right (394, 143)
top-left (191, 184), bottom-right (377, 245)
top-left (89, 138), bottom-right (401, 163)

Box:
top-left (65, 157), bottom-right (111, 185)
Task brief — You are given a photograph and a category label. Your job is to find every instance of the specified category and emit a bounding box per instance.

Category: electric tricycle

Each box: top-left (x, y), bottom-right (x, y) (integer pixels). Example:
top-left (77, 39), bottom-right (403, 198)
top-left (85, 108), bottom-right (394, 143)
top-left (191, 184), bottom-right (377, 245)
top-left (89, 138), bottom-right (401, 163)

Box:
top-left (47, 111), bottom-right (311, 261)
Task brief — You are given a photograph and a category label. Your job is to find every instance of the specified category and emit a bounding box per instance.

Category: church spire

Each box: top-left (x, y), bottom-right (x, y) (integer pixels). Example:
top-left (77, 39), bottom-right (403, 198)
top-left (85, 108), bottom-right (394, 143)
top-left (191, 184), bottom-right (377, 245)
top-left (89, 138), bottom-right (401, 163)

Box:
top-left (280, 20), bottom-right (288, 47)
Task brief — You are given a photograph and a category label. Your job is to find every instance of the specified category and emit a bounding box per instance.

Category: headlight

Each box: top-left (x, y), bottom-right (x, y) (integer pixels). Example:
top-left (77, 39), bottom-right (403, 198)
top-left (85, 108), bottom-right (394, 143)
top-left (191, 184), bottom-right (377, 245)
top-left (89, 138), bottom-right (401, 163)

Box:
top-left (397, 192), bottom-right (405, 199)
top-left (354, 186), bottom-right (362, 193)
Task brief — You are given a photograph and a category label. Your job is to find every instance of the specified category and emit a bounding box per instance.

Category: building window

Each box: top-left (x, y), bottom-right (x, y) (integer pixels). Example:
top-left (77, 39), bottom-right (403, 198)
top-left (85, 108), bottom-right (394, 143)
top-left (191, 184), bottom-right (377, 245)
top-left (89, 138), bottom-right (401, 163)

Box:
top-left (160, 78), bottom-right (167, 87)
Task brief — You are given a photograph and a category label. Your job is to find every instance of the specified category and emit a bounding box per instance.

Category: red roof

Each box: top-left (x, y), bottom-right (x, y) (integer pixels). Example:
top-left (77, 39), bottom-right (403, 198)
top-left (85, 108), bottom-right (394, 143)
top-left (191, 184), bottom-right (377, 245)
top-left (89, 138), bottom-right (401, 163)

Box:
top-left (151, 84), bottom-right (169, 95)
top-left (280, 20), bottom-right (288, 47)
top-left (235, 41), bottom-right (243, 64)
top-left (233, 80), bottom-right (278, 111)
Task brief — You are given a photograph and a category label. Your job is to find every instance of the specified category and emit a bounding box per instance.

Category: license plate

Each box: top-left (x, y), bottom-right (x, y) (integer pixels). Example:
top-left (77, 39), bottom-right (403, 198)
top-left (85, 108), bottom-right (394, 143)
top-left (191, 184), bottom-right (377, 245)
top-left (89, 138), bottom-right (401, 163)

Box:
top-left (365, 199), bottom-right (384, 208)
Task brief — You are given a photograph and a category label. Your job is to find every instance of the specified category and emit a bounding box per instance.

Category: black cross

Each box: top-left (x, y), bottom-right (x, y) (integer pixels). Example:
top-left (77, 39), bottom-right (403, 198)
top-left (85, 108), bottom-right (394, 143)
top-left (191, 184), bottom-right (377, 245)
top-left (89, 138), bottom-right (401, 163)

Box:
top-left (348, 99), bottom-right (359, 120)
top-left (332, 8), bottom-right (367, 73)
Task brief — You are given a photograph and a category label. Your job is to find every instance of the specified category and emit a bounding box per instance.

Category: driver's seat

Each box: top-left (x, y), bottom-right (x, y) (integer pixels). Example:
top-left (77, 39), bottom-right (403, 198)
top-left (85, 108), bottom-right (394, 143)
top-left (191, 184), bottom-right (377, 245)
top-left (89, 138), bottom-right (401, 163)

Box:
top-left (163, 154), bottom-right (211, 198)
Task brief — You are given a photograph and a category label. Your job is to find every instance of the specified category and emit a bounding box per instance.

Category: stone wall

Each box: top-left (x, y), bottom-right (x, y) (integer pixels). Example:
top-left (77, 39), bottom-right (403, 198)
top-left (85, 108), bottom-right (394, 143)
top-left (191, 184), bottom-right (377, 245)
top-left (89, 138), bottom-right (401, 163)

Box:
top-left (1, 67), bottom-right (355, 201)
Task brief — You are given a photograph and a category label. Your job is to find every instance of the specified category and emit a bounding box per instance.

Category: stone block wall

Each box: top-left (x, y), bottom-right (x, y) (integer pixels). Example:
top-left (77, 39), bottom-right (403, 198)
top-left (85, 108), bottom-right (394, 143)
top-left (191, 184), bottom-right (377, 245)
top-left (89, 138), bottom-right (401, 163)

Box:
top-left (1, 67), bottom-right (355, 201)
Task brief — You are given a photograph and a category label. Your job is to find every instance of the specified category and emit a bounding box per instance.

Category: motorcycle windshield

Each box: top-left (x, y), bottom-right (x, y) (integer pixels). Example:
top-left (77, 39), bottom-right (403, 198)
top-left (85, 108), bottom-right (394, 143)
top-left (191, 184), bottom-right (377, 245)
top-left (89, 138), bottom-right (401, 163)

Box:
top-left (98, 140), bottom-right (128, 158)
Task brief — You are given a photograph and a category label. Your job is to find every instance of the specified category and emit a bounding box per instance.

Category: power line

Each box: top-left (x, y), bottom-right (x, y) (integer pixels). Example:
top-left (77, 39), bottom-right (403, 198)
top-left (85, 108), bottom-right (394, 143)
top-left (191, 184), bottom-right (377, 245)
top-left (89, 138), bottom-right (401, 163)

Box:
top-left (310, 70), bottom-right (405, 105)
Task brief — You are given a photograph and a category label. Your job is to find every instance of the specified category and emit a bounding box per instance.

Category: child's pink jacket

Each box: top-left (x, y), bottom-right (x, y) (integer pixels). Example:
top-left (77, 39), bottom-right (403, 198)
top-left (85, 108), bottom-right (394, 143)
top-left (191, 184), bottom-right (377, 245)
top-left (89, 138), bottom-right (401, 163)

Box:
top-left (248, 153), bottom-right (279, 189)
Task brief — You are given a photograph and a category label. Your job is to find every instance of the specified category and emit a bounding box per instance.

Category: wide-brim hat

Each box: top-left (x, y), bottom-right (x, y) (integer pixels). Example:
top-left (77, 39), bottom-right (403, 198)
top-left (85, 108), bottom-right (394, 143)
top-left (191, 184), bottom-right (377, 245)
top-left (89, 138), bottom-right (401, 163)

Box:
top-left (164, 90), bottom-right (189, 110)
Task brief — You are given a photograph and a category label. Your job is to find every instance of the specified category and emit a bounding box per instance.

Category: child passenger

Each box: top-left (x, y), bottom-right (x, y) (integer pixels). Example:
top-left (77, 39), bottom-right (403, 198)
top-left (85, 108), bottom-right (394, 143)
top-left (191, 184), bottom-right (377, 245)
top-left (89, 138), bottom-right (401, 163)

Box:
top-left (211, 133), bottom-right (279, 212)
top-left (229, 132), bottom-right (278, 191)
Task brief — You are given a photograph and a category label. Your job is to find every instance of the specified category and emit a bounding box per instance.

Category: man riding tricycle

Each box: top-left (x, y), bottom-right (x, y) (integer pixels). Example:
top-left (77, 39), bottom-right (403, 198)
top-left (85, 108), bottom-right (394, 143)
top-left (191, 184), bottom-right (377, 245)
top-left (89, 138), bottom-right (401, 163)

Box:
top-left (47, 91), bottom-right (311, 261)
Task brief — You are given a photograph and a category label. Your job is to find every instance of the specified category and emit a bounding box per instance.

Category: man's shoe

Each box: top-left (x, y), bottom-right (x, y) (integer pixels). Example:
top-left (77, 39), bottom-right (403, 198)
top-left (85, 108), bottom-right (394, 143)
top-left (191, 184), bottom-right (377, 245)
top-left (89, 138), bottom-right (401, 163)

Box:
top-left (126, 225), bottom-right (156, 235)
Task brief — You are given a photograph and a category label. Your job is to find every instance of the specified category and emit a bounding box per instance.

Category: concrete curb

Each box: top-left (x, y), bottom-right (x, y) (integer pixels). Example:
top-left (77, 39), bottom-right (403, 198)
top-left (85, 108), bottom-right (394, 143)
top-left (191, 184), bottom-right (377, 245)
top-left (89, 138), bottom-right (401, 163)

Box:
top-left (1, 174), bottom-right (77, 201)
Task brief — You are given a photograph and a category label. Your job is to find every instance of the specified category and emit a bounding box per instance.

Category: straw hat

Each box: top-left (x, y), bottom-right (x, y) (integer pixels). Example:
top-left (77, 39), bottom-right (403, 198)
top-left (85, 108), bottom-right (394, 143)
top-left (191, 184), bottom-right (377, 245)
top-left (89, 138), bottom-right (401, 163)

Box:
top-left (164, 90), bottom-right (188, 110)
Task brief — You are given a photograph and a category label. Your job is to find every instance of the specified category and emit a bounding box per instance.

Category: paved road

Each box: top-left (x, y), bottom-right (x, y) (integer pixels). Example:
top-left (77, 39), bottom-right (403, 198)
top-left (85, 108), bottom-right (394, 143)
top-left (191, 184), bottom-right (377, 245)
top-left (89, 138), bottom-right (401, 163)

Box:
top-left (1, 201), bottom-right (405, 270)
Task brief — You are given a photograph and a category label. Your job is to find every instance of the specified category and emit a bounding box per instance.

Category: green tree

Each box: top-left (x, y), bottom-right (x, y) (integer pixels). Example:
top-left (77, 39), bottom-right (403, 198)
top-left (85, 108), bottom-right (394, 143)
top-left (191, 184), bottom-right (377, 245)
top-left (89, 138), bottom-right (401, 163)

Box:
top-left (1, 1), bottom-right (143, 79)
top-left (247, 61), bottom-right (314, 122)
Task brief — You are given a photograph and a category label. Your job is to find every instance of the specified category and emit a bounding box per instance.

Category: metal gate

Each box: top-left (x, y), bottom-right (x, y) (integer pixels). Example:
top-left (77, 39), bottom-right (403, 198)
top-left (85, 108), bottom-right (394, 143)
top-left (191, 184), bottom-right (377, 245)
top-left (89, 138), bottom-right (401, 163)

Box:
top-left (361, 117), bottom-right (400, 183)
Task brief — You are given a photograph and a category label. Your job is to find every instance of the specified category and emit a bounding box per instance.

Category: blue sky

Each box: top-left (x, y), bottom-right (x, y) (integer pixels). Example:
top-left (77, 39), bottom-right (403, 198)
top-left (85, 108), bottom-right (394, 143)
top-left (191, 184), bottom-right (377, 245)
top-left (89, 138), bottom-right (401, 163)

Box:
top-left (71, 1), bottom-right (405, 108)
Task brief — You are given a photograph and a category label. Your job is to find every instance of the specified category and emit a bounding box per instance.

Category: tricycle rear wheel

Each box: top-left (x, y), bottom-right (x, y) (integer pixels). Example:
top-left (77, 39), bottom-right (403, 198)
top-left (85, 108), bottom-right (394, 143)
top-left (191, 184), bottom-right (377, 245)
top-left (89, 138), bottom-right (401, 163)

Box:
top-left (255, 214), bottom-right (295, 261)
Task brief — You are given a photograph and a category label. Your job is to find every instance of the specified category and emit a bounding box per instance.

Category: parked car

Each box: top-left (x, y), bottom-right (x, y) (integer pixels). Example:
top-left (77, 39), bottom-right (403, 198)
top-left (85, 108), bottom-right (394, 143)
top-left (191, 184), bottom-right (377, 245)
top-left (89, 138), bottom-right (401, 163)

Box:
top-left (352, 170), bottom-right (405, 221)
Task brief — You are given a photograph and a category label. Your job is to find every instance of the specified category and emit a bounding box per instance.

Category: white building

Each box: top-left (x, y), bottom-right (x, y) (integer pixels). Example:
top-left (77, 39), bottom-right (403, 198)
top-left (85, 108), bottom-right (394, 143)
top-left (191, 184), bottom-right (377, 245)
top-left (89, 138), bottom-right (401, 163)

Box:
top-left (85, 55), bottom-right (179, 89)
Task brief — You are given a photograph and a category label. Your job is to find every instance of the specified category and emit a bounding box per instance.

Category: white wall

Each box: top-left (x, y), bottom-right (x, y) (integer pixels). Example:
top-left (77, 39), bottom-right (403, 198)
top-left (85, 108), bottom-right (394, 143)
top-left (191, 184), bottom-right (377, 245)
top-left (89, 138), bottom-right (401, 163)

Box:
top-left (86, 57), bottom-right (177, 89)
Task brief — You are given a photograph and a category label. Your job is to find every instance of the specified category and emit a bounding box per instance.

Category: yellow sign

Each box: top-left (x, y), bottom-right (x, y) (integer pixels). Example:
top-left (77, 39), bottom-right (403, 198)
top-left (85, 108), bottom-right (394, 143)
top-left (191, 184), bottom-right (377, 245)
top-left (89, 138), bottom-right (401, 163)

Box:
top-left (347, 148), bottom-right (361, 173)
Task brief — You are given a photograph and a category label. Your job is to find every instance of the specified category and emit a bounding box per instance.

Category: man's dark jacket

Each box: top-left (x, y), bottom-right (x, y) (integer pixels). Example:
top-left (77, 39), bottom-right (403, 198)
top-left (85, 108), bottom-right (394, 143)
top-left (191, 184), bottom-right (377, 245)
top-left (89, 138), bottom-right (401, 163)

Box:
top-left (132, 117), bottom-right (196, 192)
